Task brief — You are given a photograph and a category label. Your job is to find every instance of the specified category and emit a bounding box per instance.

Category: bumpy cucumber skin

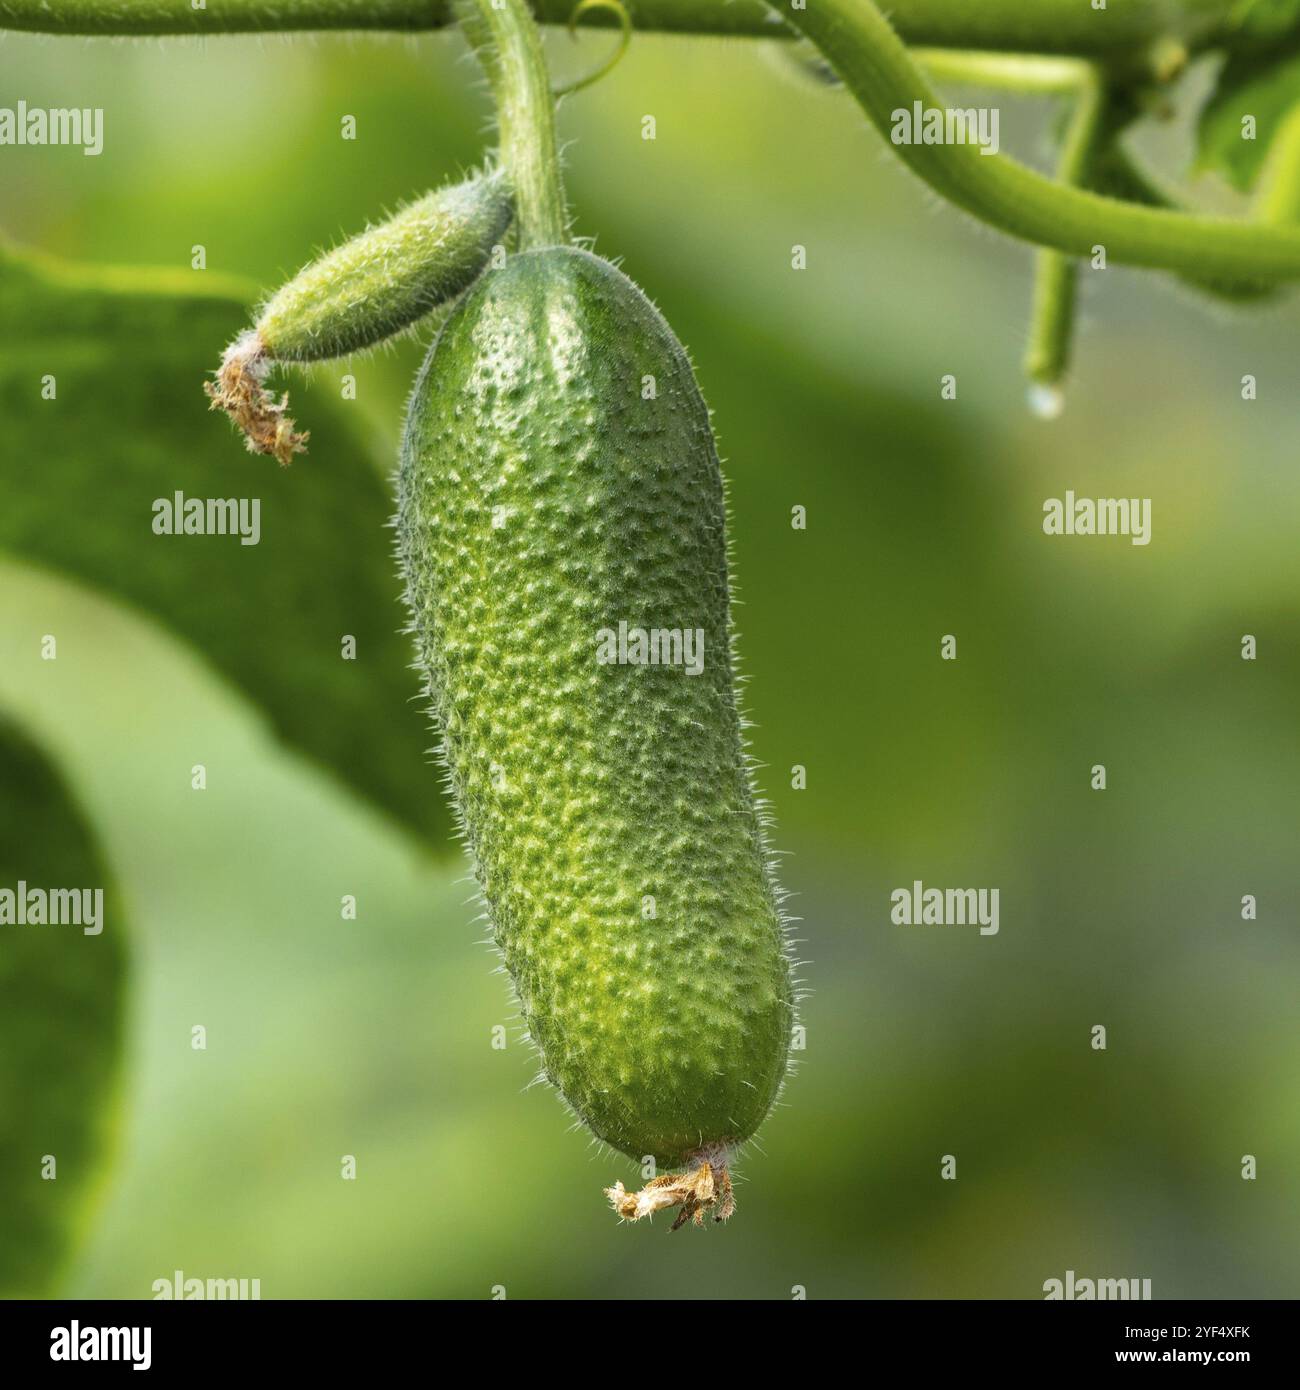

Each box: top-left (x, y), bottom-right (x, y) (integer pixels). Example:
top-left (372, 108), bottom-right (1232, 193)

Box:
top-left (398, 247), bottom-right (791, 1167)
top-left (257, 171), bottom-right (512, 362)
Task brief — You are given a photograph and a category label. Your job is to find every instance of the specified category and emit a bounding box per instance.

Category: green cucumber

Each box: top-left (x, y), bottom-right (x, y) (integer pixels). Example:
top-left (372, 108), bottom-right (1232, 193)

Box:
top-left (207, 169), bottom-right (512, 465)
top-left (256, 169), bottom-right (512, 364)
top-left (397, 245), bottom-right (793, 1226)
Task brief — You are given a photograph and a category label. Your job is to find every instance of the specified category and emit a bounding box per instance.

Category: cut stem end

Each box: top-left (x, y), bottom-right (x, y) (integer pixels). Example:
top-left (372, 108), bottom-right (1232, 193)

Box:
top-left (204, 331), bottom-right (308, 467)
top-left (606, 1155), bottom-right (736, 1231)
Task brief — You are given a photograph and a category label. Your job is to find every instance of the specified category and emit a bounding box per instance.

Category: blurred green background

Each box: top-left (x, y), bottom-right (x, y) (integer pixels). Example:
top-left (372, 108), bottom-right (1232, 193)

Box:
top-left (1, 23), bottom-right (1297, 1298)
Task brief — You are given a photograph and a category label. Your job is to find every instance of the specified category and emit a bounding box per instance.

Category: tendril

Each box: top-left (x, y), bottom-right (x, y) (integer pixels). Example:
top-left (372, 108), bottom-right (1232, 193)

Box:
top-left (552, 0), bottom-right (632, 98)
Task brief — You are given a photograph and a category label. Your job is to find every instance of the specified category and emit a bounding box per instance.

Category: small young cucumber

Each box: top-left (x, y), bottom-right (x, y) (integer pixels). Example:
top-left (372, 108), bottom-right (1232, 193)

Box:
top-left (257, 169), bottom-right (512, 362)
top-left (207, 169), bottom-right (511, 465)
top-left (398, 246), bottom-right (793, 1226)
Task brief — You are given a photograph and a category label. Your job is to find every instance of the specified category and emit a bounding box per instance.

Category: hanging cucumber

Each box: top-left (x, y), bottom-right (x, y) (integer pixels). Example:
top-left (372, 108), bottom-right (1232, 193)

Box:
top-left (394, 0), bottom-right (794, 1228)
top-left (203, 0), bottom-right (797, 1227)
top-left (397, 241), bottom-right (794, 1227)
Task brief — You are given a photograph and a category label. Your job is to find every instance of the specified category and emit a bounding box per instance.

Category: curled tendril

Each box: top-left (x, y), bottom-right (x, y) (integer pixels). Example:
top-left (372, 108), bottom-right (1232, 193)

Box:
top-left (552, 0), bottom-right (632, 98)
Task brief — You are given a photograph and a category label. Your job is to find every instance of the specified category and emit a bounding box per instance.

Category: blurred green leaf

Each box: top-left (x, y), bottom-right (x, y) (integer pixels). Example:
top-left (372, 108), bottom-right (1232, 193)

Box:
top-left (1230, 0), bottom-right (1300, 42)
top-left (0, 242), bottom-right (450, 848)
top-left (0, 713), bottom-right (126, 1296)
top-left (1198, 45), bottom-right (1300, 191)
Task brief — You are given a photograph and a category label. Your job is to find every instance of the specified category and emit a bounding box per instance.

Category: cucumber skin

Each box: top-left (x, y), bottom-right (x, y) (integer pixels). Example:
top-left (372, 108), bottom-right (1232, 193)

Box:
top-left (398, 246), bottom-right (792, 1166)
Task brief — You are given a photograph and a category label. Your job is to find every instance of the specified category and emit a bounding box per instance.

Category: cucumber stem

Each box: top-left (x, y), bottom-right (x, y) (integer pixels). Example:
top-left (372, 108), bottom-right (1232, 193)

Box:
top-left (456, 0), bottom-right (567, 249)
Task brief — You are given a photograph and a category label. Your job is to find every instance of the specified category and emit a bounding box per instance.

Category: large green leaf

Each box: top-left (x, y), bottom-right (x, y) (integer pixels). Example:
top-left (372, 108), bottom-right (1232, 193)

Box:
top-left (0, 242), bottom-right (448, 846)
top-left (0, 713), bottom-right (126, 1295)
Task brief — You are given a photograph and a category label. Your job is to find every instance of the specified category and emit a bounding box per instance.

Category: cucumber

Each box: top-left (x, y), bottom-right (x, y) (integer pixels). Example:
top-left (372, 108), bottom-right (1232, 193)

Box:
top-left (256, 169), bottom-right (512, 364)
top-left (397, 245), bottom-right (793, 1225)
top-left (207, 169), bottom-right (512, 465)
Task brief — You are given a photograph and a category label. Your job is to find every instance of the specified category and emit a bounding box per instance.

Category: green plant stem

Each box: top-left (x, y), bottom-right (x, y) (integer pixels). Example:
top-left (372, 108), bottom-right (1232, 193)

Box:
top-left (914, 50), bottom-right (1098, 96)
top-left (455, 0), bottom-right (566, 250)
top-left (776, 0), bottom-right (1300, 281)
top-left (1090, 140), bottom-right (1278, 303)
top-left (1024, 76), bottom-right (1108, 388)
top-left (0, 0), bottom-right (773, 37)
top-left (12, 0), bottom-right (1300, 284)
top-left (912, 47), bottom-right (1110, 376)
top-left (0, 0), bottom-right (1264, 56)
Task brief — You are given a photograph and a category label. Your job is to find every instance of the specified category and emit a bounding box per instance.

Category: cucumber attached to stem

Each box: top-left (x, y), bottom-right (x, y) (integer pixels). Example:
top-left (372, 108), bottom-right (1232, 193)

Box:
top-left (397, 245), bottom-right (795, 1227)
top-left (206, 169), bottom-right (511, 465)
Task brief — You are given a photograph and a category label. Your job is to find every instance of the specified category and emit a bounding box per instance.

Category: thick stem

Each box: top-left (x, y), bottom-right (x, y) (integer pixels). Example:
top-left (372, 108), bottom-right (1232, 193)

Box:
top-left (776, 0), bottom-right (1300, 281)
top-left (11, 0), bottom-right (1300, 285)
top-left (1092, 141), bottom-right (1279, 304)
top-left (0, 0), bottom-right (779, 37)
top-left (0, 0), bottom-right (1258, 56)
top-left (455, 0), bottom-right (566, 250)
